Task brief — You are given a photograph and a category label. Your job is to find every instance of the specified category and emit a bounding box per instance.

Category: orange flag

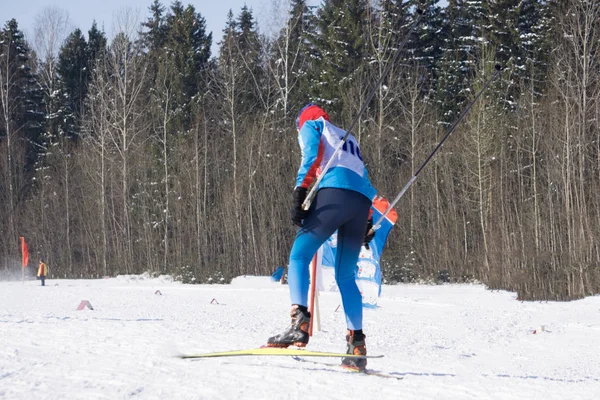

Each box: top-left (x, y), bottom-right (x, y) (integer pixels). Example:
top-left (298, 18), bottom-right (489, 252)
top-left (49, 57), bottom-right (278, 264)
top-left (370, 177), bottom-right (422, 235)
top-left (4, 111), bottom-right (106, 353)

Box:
top-left (20, 236), bottom-right (29, 268)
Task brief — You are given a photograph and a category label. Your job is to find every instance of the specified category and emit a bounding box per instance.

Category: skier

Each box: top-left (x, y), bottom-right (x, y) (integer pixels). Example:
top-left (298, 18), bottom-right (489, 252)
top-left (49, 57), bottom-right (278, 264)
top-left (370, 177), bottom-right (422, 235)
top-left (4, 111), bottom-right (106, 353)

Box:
top-left (266, 104), bottom-right (377, 371)
top-left (37, 259), bottom-right (48, 286)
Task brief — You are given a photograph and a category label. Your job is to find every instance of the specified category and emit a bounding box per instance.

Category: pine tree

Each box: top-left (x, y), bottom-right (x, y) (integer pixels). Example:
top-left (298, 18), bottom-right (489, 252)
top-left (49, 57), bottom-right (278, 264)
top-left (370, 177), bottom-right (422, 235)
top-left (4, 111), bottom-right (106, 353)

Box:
top-left (237, 5), bottom-right (263, 112)
top-left (0, 19), bottom-right (45, 258)
top-left (366, 0), bottom-right (413, 138)
top-left (218, 9), bottom-right (238, 95)
top-left (0, 19), bottom-right (45, 171)
top-left (517, 0), bottom-right (551, 96)
top-left (165, 2), bottom-right (211, 108)
top-left (54, 23), bottom-right (106, 140)
top-left (218, 6), bottom-right (263, 114)
top-left (56, 29), bottom-right (88, 139)
top-left (87, 22), bottom-right (108, 69)
top-left (370, 1), bottom-right (444, 100)
top-left (380, 0), bottom-right (410, 36)
top-left (483, 0), bottom-right (545, 107)
top-left (308, 0), bottom-right (372, 116)
top-left (408, 0), bottom-right (445, 95)
top-left (143, 1), bottom-right (212, 129)
top-left (435, 0), bottom-right (487, 124)
top-left (269, 0), bottom-right (315, 116)
top-left (142, 0), bottom-right (168, 52)
top-left (373, 0), bottom-right (411, 75)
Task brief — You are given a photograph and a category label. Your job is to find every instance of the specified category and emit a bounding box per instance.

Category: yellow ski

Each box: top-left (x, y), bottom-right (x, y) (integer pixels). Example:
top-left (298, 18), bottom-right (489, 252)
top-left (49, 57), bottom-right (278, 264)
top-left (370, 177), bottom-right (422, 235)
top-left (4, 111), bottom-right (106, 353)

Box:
top-left (178, 347), bottom-right (383, 359)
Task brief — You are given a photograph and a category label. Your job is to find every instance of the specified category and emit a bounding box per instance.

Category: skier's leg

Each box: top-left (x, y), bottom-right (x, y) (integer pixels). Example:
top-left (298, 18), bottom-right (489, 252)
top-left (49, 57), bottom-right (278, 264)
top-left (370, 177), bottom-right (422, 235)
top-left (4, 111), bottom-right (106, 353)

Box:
top-left (287, 188), bottom-right (351, 306)
top-left (332, 191), bottom-right (371, 371)
top-left (268, 188), bottom-right (351, 347)
top-left (333, 192), bottom-right (370, 330)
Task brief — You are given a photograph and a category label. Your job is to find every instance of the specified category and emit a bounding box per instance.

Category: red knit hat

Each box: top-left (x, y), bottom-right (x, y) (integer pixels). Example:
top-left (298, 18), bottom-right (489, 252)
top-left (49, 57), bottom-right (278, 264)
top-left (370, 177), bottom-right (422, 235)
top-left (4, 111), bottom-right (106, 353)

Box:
top-left (296, 103), bottom-right (330, 130)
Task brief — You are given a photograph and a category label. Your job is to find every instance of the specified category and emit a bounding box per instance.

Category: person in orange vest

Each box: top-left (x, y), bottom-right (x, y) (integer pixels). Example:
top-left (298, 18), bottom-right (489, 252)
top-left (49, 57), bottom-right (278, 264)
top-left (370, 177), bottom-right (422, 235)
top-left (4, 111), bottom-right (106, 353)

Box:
top-left (38, 259), bottom-right (48, 286)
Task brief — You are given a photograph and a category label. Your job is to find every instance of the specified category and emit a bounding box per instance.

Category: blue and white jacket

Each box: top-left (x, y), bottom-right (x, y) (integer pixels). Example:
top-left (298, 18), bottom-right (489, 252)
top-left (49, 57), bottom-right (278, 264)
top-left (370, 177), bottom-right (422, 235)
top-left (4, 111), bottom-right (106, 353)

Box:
top-left (295, 117), bottom-right (376, 202)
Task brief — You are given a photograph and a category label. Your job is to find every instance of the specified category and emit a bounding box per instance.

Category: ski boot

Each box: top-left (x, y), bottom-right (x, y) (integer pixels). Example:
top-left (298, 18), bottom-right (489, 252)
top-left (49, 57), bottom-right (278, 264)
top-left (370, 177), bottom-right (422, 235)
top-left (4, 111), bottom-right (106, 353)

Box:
top-left (341, 330), bottom-right (367, 371)
top-left (266, 305), bottom-right (311, 348)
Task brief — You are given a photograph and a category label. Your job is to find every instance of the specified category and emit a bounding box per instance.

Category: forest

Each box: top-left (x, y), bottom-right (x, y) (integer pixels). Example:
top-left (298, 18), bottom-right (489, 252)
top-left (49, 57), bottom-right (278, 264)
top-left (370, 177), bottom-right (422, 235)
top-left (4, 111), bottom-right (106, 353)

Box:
top-left (1, 0), bottom-right (599, 300)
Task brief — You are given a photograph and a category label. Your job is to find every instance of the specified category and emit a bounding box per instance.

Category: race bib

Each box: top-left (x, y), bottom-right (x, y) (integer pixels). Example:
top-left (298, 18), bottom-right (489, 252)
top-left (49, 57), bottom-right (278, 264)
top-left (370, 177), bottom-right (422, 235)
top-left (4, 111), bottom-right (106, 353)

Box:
top-left (320, 121), bottom-right (365, 177)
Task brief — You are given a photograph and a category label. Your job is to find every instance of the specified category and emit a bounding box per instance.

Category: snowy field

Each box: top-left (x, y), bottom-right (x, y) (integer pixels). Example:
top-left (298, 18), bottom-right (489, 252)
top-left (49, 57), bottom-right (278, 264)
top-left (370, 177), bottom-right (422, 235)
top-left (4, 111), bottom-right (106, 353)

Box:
top-left (1, 275), bottom-right (599, 400)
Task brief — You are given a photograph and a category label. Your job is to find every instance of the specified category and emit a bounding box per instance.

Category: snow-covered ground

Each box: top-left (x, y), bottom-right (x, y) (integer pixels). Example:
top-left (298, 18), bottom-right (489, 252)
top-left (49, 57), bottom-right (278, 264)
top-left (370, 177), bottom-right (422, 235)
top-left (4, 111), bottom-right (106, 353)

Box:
top-left (1, 275), bottom-right (599, 399)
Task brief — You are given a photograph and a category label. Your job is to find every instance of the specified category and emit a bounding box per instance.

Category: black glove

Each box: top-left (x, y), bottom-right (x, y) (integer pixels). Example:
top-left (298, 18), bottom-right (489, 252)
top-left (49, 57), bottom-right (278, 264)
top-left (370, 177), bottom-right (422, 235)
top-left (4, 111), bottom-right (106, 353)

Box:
top-left (290, 187), bottom-right (308, 227)
top-left (363, 218), bottom-right (375, 249)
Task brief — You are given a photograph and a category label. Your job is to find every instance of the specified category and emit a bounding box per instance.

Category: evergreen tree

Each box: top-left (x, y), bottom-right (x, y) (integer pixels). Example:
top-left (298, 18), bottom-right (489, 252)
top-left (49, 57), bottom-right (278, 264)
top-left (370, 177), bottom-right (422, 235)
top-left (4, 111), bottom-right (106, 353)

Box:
top-left (517, 0), bottom-right (551, 95)
top-left (218, 6), bottom-right (263, 114)
top-left (371, 1), bottom-right (444, 99)
top-left (142, 0), bottom-right (169, 52)
top-left (408, 0), bottom-right (445, 96)
top-left (143, 1), bottom-right (212, 129)
top-left (308, 0), bottom-right (372, 116)
top-left (165, 2), bottom-right (211, 107)
top-left (0, 19), bottom-right (45, 171)
top-left (54, 23), bottom-right (106, 140)
top-left (56, 29), bottom-right (88, 139)
top-left (483, 0), bottom-right (549, 107)
top-left (87, 22), bottom-right (108, 69)
top-left (366, 0), bottom-right (412, 125)
top-left (236, 5), bottom-right (263, 112)
top-left (435, 0), bottom-right (487, 124)
top-left (379, 0), bottom-right (411, 37)
top-left (218, 9), bottom-right (237, 88)
top-left (270, 0), bottom-right (315, 116)
top-left (0, 18), bottom-right (45, 260)
top-left (219, 9), bottom-right (237, 54)
top-left (373, 0), bottom-right (412, 73)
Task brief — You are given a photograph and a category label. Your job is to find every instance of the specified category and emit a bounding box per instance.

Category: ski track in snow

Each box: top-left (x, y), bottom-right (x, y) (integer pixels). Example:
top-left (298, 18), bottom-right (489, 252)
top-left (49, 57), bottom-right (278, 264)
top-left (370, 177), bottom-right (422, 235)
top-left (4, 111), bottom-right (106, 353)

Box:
top-left (1, 276), bottom-right (599, 400)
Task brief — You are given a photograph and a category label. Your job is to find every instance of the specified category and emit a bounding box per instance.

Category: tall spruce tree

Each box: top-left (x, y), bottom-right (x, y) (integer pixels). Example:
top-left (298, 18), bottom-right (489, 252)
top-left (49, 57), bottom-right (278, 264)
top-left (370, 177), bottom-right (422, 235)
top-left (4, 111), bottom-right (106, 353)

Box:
top-left (142, 0), bottom-right (169, 111)
top-left (55, 23), bottom-right (106, 140)
top-left (142, 0), bottom-right (169, 52)
top-left (517, 0), bottom-right (551, 96)
top-left (435, 0), bottom-right (487, 124)
top-left (87, 22), bottom-right (108, 71)
top-left (237, 5), bottom-right (263, 112)
top-left (166, 2), bottom-right (211, 115)
top-left (270, 0), bottom-right (315, 116)
top-left (143, 1), bottom-right (211, 129)
top-left (373, 1), bottom-right (444, 100)
top-left (218, 6), bottom-right (263, 114)
top-left (56, 29), bottom-right (88, 139)
top-left (374, 0), bottom-right (411, 73)
top-left (308, 0), bottom-right (372, 116)
top-left (137, 2), bottom-right (213, 272)
top-left (408, 0), bottom-right (445, 96)
top-left (218, 10), bottom-right (238, 83)
top-left (0, 19), bottom-right (45, 171)
top-left (483, 0), bottom-right (542, 108)
top-left (0, 19), bottom-right (45, 261)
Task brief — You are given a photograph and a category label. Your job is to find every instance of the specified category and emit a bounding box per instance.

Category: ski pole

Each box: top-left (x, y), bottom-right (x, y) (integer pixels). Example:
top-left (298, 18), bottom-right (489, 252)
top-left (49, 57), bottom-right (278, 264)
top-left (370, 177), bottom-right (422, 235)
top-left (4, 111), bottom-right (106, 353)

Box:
top-left (371, 64), bottom-right (503, 232)
top-left (308, 253), bottom-right (320, 336)
top-left (302, 9), bottom-right (424, 211)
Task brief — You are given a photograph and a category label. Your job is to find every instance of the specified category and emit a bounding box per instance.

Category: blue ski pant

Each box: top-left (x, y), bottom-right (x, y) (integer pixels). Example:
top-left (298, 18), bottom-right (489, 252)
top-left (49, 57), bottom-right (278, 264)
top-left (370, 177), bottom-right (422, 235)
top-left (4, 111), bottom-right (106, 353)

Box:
top-left (288, 188), bottom-right (371, 330)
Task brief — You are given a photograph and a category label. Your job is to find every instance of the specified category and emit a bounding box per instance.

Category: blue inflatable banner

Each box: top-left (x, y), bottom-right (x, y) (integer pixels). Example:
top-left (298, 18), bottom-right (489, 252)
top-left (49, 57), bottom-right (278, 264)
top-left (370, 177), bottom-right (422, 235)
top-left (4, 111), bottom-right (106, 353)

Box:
top-left (271, 266), bottom-right (285, 282)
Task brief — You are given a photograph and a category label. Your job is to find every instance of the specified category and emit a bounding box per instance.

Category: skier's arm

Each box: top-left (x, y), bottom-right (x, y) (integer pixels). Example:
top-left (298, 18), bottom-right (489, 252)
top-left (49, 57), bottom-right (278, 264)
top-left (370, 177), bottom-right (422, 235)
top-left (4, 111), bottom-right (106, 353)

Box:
top-left (295, 120), bottom-right (324, 189)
